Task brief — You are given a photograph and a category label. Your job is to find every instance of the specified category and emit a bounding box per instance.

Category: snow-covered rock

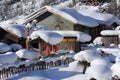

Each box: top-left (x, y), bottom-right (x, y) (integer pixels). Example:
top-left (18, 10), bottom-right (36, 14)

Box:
top-left (0, 52), bottom-right (18, 64)
top-left (0, 42), bottom-right (11, 53)
top-left (16, 49), bottom-right (41, 60)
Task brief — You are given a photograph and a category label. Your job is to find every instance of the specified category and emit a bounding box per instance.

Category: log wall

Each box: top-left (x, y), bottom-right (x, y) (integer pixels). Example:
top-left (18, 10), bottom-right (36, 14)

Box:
top-left (103, 36), bottom-right (119, 47)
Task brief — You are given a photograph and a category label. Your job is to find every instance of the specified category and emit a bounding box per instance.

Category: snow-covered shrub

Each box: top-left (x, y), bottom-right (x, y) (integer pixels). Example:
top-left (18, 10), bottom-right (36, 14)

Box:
top-left (74, 49), bottom-right (102, 63)
top-left (74, 49), bottom-right (102, 74)
top-left (111, 62), bottom-right (120, 78)
top-left (0, 52), bottom-right (18, 64)
top-left (16, 49), bottom-right (41, 60)
top-left (10, 43), bottom-right (22, 51)
top-left (86, 65), bottom-right (112, 80)
top-left (0, 42), bottom-right (11, 53)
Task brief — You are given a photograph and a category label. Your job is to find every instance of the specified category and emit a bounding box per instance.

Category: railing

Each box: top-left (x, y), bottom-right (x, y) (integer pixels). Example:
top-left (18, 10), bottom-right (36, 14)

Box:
top-left (0, 57), bottom-right (74, 79)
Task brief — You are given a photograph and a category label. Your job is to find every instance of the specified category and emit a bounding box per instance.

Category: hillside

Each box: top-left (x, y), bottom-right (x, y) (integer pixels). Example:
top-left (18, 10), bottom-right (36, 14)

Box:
top-left (0, 0), bottom-right (120, 21)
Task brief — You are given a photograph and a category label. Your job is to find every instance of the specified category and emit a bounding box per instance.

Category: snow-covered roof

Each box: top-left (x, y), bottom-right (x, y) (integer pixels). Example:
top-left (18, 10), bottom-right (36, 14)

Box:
top-left (30, 30), bottom-right (63, 45)
top-left (78, 9), bottom-right (120, 26)
top-left (101, 30), bottom-right (120, 36)
top-left (53, 30), bottom-right (91, 42)
top-left (46, 6), bottom-right (99, 27)
top-left (23, 6), bottom-right (120, 27)
top-left (0, 23), bottom-right (26, 38)
top-left (23, 6), bottom-right (99, 27)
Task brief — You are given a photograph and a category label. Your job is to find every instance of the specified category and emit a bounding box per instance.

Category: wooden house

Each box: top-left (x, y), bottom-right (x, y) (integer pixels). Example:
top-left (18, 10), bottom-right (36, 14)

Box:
top-left (0, 6), bottom-right (119, 53)
top-left (22, 6), bottom-right (119, 43)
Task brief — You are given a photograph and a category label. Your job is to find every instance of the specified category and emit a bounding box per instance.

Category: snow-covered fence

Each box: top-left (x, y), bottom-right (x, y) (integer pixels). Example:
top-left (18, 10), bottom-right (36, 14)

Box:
top-left (0, 57), bottom-right (74, 79)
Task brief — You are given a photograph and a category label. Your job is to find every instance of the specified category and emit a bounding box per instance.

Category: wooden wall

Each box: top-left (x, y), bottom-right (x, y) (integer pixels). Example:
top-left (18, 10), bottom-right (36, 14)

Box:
top-left (57, 37), bottom-right (81, 52)
top-left (102, 36), bottom-right (119, 47)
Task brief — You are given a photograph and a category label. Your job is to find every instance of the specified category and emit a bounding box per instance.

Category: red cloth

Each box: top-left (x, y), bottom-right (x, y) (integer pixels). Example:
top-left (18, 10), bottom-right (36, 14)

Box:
top-left (46, 46), bottom-right (50, 55)
top-left (53, 45), bottom-right (58, 52)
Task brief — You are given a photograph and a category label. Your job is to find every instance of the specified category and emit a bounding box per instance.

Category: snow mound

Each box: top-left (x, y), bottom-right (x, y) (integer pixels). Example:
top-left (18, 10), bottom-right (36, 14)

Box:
top-left (83, 50), bottom-right (101, 63)
top-left (0, 52), bottom-right (18, 64)
top-left (68, 61), bottom-right (84, 71)
top-left (93, 37), bottom-right (103, 45)
top-left (59, 61), bottom-right (84, 72)
top-left (0, 42), bottom-right (11, 53)
top-left (10, 43), bottom-right (22, 51)
top-left (109, 44), bottom-right (118, 48)
top-left (16, 49), bottom-right (41, 60)
top-left (90, 58), bottom-right (110, 66)
top-left (86, 65), bottom-right (112, 80)
top-left (111, 63), bottom-right (120, 77)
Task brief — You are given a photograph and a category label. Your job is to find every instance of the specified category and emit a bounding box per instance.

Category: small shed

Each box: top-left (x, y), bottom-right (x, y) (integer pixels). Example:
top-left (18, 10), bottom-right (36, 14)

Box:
top-left (30, 30), bottom-right (91, 52)
top-left (101, 30), bottom-right (120, 47)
